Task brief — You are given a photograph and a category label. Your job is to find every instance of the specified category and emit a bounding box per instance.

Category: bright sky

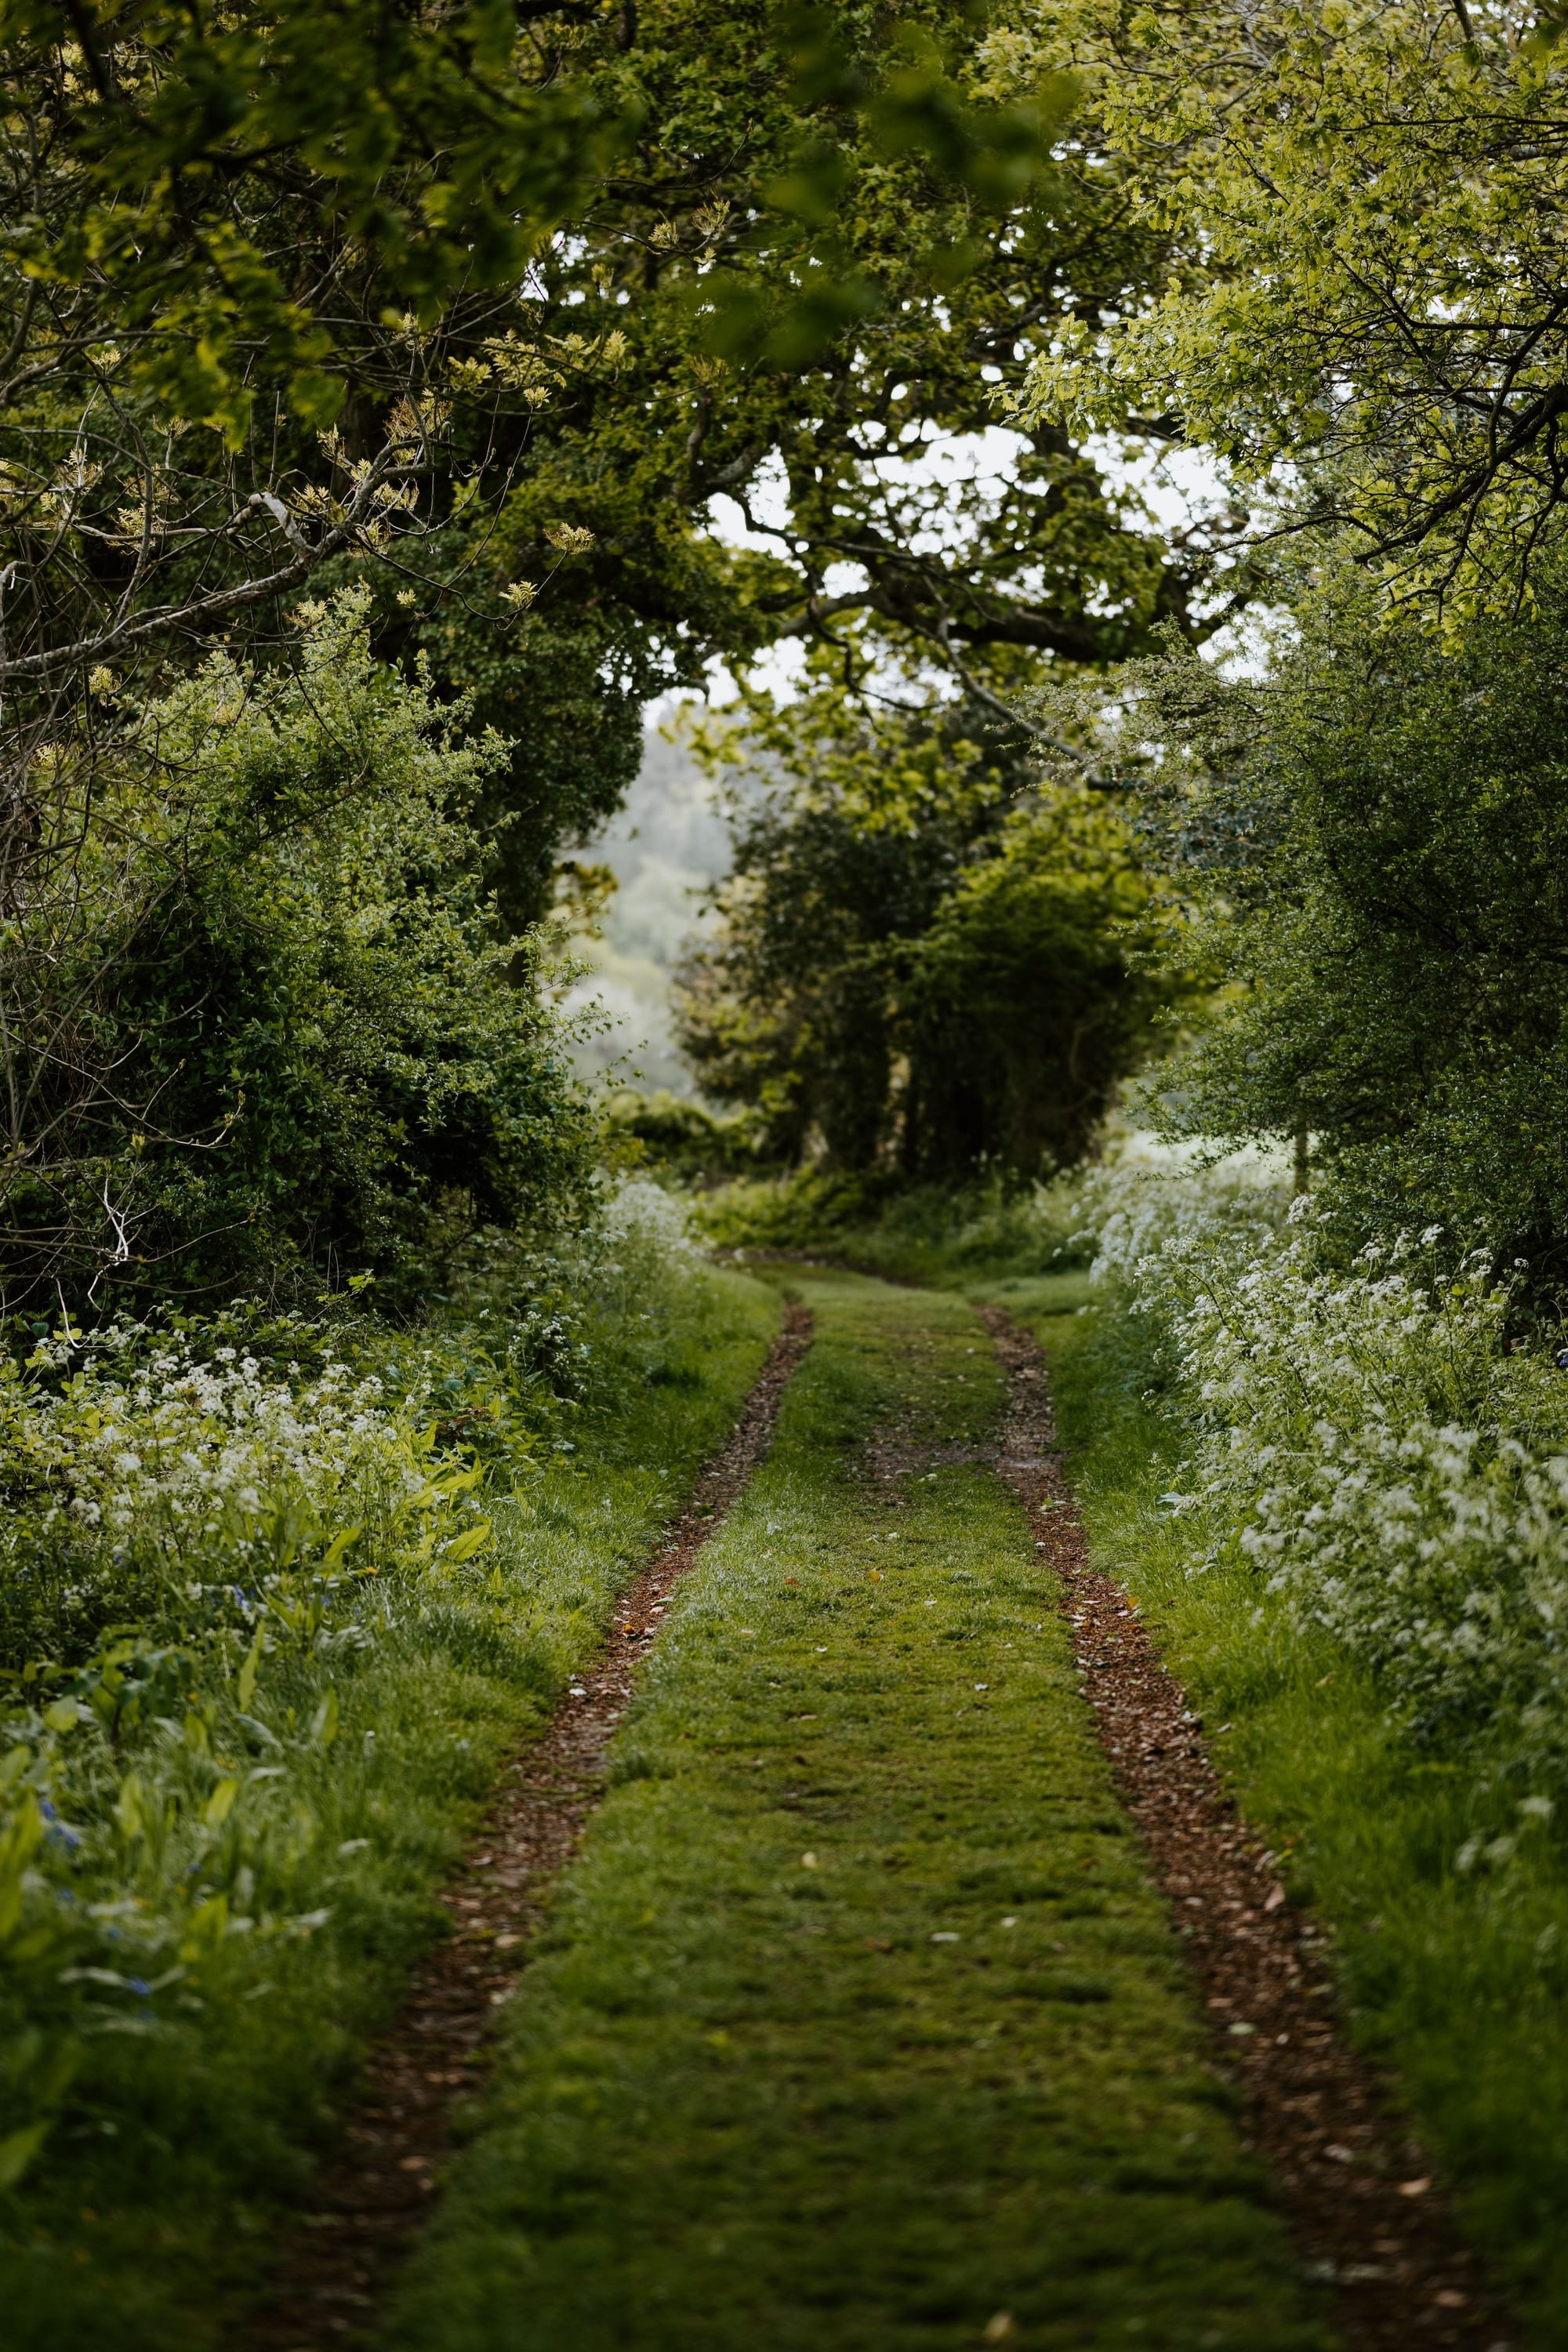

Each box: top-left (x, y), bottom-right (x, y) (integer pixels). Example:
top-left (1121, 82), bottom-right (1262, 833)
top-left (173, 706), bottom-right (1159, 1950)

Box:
top-left (694, 424), bottom-right (1247, 707)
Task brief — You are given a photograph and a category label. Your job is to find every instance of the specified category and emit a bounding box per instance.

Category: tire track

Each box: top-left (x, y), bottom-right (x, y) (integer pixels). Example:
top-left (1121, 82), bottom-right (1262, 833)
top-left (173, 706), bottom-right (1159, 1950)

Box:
top-left (980, 1302), bottom-right (1517, 2352)
top-left (242, 1304), bottom-right (812, 2351)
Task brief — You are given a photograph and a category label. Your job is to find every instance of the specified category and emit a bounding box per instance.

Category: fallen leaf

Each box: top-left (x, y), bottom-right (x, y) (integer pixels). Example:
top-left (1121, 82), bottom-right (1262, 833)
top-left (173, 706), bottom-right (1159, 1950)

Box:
top-left (984, 2314), bottom-right (1016, 2343)
top-left (1264, 1885), bottom-right (1286, 1912)
top-left (800, 1852), bottom-right (818, 1869)
top-left (1398, 2176), bottom-right (1433, 2198)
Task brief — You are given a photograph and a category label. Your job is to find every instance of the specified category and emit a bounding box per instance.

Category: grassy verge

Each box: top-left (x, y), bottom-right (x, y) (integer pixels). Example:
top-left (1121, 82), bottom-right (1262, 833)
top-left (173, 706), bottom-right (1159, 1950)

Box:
top-left (3, 1266), bottom-right (779, 2352)
top-left (387, 1269), bottom-right (1333, 2352)
top-left (695, 1169), bottom-right (1087, 1289)
top-left (1012, 1276), bottom-right (1568, 2345)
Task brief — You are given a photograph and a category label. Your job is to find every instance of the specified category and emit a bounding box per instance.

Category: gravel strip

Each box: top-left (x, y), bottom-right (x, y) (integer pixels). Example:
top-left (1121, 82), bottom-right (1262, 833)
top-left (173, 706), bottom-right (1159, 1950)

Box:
top-left (980, 1303), bottom-right (1518, 2352)
top-left (242, 1304), bottom-right (812, 2351)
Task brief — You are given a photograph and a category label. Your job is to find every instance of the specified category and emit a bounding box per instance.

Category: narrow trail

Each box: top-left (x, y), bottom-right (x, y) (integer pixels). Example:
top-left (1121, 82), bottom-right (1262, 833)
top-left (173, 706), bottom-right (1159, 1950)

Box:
top-left (242, 1304), bottom-right (812, 2352)
top-left (982, 1305), bottom-right (1515, 2352)
top-left (378, 1271), bottom-right (1337, 2352)
top-left (241, 1273), bottom-right (1519, 2352)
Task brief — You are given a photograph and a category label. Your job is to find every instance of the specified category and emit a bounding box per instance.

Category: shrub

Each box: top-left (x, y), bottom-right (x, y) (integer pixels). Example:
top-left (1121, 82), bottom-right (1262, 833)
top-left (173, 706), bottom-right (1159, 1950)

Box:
top-left (0, 591), bottom-right (593, 1312)
top-left (1078, 1150), bottom-right (1568, 1813)
top-left (0, 1174), bottom-right (713, 2192)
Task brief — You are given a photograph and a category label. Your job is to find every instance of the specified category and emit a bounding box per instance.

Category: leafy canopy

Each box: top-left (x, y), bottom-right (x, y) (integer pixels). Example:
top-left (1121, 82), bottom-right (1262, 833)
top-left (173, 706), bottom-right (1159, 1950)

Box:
top-left (1000, 2), bottom-right (1568, 618)
top-left (0, 0), bottom-right (1203, 909)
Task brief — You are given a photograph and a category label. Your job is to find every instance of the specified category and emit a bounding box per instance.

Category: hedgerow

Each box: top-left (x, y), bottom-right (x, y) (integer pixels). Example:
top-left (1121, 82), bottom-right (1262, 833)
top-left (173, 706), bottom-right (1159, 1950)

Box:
top-left (1076, 1151), bottom-right (1568, 1824)
top-left (0, 1178), bottom-right (713, 2196)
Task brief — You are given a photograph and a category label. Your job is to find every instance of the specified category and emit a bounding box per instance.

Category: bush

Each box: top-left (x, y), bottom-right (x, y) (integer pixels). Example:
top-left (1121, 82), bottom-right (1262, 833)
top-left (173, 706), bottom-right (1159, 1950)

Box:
top-left (1117, 576), bottom-right (1568, 1286)
top-left (601, 1089), bottom-right (770, 1178)
top-left (1077, 1149), bottom-right (1568, 1813)
top-left (0, 591), bottom-right (593, 1312)
top-left (0, 1175), bottom-right (718, 2198)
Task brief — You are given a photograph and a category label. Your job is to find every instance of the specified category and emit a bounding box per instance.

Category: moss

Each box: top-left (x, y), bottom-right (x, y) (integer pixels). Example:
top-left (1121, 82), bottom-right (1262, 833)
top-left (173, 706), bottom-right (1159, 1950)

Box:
top-left (389, 1272), bottom-right (1331, 2352)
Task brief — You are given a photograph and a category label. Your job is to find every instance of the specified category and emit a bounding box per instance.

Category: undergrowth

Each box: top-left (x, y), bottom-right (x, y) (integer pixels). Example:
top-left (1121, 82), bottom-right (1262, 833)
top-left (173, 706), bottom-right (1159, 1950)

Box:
top-left (695, 1165), bottom-right (1095, 1282)
top-left (0, 1181), bottom-right (779, 2350)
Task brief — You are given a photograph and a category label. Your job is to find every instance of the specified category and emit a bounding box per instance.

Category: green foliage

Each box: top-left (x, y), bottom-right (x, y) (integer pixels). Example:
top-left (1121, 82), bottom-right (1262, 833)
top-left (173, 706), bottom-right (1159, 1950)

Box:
top-left (0, 1223), bottom-right (778, 2343)
top-left (339, 0), bottom-right (1214, 921)
top-left (676, 682), bottom-right (1189, 1178)
top-left (1005, 1), bottom-right (1568, 617)
top-left (909, 797), bottom-right (1187, 1173)
top-left (1, 592), bottom-right (592, 1307)
top-left (690, 1162), bottom-right (1102, 1287)
top-left (602, 1089), bottom-right (769, 1178)
top-left (0, 0), bottom-right (1202, 942)
top-left (1109, 575), bottom-right (1568, 1279)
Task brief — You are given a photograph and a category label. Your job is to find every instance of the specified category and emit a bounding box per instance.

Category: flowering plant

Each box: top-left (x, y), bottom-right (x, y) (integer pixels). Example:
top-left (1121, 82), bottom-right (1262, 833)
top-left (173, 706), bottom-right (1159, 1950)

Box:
top-left (1077, 1148), bottom-right (1568, 1813)
top-left (0, 1173), bottom-right (710, 2186)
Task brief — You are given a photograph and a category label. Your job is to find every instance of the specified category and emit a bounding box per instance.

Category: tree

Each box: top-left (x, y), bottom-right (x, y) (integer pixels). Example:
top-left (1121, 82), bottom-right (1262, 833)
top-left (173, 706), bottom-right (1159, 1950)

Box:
top-left (1108, 567), bottom-right (1568, 1279)
top-left (337, 0), bottom-right (1236, 916)
top-left (0, 1), bottom-right (1214, 916)
top-left (1002, 2), bottom-right (1568, 619)
top-left (673, 679), bottom-right (1185, 1177)
top-left (0, 0), bottom-right (1216, 1291)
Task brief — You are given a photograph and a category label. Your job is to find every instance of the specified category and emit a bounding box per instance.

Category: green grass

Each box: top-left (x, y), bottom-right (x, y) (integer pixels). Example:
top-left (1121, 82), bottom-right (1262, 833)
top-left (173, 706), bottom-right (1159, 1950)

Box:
top-left (1012, 1279), bottom-right (1568, 2347)
top-left (2, 1267), bottom-right (780, 2352)
top-left (387, 1269), bottom-right (1333, 2352)
top-left (695, 1168), bottom-right (1088, 1289)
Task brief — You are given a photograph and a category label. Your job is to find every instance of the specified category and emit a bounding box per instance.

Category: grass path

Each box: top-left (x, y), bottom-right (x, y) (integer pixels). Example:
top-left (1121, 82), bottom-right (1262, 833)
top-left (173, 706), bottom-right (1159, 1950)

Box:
top-left (383, 1270), bottom-right (1333, 2352)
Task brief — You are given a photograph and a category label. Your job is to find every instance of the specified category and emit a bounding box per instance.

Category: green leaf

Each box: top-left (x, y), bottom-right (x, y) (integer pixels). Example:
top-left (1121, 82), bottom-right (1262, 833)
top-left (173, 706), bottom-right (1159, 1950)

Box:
top-left (310, 1690), bottom-right (339, 1750)
top-left (203, 1777), bottom-right (240, 1831)
top-left (321, 1524), bottom-right (363, 1572)
top-left (443, 1517), bottom-right (494, 1565)
top-left (0, 2121), bottom-right (50, 2190)
top-left (236, 1624), bottom-right (265, 1712)
top-left (114, 1771), bottom-right (150, 1844)
top-left (0, 1798), bottom-right (44, 1939)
